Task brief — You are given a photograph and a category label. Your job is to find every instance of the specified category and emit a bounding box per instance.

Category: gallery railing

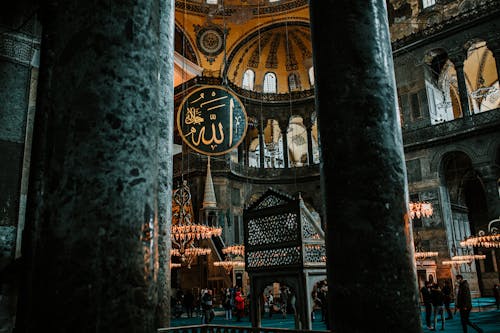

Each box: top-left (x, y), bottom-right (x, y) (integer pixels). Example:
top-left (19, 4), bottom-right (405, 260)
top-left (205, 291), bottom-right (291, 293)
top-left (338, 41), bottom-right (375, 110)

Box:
top-left (402, 109), bottom-right (500, 149)
top-left (158, 324), bottom-right (330, 333)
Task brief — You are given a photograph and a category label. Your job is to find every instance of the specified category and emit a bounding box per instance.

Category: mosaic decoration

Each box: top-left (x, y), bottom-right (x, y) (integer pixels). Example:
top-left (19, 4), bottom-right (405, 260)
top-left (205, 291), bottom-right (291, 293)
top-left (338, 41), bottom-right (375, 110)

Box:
top-left (247, 213), bottom-right (298, 246)
top-left (290, 30), bottom-right (312, 58)
top-left (285, 38), bottom-right (298, 71)
top-left (194, 22), bottom-right (227, 63)
top-left (246, 246), bottom-right (301, 268)
top-left (265, 33), bottom-right (281, 69)
top-left (248, 34), bottom-right (271, 68)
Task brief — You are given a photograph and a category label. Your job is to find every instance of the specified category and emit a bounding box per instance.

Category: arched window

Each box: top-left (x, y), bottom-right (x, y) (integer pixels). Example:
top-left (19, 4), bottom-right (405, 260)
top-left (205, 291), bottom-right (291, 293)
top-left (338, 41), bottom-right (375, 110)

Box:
top-left (242, 69), bottom-right (255, 90)
top-left (263, 72), bottom-right (277, 93)
top-left (288, 73), bottom-right (301, 91)
top-left (308, 67), bottom-right (315, 86)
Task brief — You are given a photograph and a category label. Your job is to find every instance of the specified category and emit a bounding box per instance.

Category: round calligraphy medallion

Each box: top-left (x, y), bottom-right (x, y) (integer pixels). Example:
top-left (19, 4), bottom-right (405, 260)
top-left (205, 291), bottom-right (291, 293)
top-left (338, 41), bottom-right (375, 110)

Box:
top-left (177, 86), bottom-right (248, 156)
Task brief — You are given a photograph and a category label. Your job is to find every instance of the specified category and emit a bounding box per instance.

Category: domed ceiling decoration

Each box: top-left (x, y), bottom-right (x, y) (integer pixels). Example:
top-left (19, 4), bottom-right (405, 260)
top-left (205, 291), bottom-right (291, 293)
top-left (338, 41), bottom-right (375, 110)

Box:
top-left (225, 21), bottom-right (313, 93)
top-left (175, 0), bottom-right (308, 20)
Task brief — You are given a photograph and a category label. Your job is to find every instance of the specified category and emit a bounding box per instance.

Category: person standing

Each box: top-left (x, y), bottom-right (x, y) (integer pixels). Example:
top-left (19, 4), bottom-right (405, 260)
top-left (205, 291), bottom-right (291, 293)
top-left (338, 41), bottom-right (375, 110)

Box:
top-left (442, 280), bottom-right (453, 320)
top-left (235, 290), bottom-right (245, 322)
top-left (455, 275), bottom-right (483, 333)
top-left (201, 289), bottom-right (214, 324)
top-left (183, 290), bottom-right (195, 318)
top-left (223, 288), bottom-right (233, 320)
top-left (421, 281), bottom-right (433, 329)
top-left (431, 284), bottom-right (445, 331)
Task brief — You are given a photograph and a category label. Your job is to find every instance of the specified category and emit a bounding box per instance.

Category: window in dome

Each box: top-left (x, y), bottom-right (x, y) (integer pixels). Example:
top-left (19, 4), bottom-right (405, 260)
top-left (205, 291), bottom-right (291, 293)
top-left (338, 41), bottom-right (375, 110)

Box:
top-left (288, 73), bottom-right (301, 91)
top-left (242, 69), bottom-right (255, 90)
top-left (309, 67), bottom-right (315, 86)
top-left (206, 0), bottom-right (218, 4)
top-left (421, 0), bottom-right (436, 9)
top-left (263, 72), bottom-right (277, 93)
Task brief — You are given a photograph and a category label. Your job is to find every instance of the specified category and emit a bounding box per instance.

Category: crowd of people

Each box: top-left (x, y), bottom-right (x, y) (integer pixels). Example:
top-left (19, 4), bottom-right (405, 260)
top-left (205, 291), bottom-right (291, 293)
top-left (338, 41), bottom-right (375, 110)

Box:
top-left (420, 275), bottom-right (484, 332)
top-left (171, 286), bottom-right (247, 323)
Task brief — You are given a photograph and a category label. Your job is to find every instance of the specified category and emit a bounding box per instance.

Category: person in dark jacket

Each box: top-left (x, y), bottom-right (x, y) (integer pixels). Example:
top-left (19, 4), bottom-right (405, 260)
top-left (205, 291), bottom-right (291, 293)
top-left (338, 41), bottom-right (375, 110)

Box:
top-left (421, 281), bottom-right (433, 329)
top-left (442, 280), bottom-right (453, 319)
top-left (455, 275), bottom-right (483, 333)
top-left (431, 284), bottom-right (445, 331)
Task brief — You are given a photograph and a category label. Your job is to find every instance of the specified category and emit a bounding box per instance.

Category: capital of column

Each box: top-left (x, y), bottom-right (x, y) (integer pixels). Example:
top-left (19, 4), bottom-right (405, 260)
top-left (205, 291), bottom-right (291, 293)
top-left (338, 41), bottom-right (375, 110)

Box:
top-left (277, 117), bottom-right (289, 134)
top-left (448, 49), bottom-right (467, 67)
top-left (0, 32), bottom-right (40, 66)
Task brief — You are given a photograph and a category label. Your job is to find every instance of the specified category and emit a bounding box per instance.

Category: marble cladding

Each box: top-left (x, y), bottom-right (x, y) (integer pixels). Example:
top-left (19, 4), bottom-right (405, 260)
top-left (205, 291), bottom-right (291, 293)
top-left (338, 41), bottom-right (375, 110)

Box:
top-left (310, 0), bottom-right (421, 331)
top-left (22, 1), bottom-right (174, 332)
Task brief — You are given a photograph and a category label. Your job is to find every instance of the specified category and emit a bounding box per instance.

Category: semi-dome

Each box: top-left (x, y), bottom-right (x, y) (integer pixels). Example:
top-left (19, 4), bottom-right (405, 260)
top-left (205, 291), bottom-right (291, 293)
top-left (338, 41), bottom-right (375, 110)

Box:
top-left (225, 22), bottom-right (314, 93)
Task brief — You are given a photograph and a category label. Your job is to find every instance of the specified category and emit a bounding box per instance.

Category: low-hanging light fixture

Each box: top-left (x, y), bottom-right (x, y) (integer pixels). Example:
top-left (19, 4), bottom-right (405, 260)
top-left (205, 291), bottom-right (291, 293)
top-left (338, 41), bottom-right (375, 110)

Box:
top-left (460, 217), bottom-right (500, 248)
top-left (409, 201), bottom-right (433, 219)
top-left (171, 180), bottom-right (221, 265)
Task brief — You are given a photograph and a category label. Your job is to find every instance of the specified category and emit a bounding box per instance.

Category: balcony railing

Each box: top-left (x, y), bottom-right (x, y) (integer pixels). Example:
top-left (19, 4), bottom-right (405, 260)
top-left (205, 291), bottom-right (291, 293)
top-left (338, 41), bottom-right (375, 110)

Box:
top-left (158, 324), bottom-right (329, 333)
top-left (402, 109), bottom-right (500, 149)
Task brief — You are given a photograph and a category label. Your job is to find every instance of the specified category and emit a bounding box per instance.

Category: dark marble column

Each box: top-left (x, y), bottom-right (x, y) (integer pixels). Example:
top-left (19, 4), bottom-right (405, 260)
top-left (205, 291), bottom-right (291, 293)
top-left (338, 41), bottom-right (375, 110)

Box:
top-left (475, 163), bottom-right (500, 219)
top-left (237, 142), bottom-right (243, 164)
top-left (310, 1), bottom-right (422, 332)
top-left (22, 1), bottom-right (173, 332)
top-left (278, 119), bottom-right (289, 168)
top-left (258, 118), bottom-right (265, 169)
top-left (450, 53), bottom-right (472, 119)
top-left (0, 11), bottom-right (41, 331)
top-left (488, 40), bottom-right (500, 81)
top-left (304, 116), bottom-right (314, 165)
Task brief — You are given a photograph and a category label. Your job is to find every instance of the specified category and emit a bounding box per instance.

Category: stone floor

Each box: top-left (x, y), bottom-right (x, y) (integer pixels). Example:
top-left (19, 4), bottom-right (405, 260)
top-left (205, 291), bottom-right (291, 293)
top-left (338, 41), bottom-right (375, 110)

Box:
top-left (170, 298), bottom-right (500, 332)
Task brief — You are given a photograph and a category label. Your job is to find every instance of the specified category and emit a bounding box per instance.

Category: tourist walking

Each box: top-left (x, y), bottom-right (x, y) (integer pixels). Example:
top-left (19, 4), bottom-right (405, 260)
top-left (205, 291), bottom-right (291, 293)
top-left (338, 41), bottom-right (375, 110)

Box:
top-left (442, 280), bottom-right (453, 319)
top-left (421, 281), bottom-right (433, 329)
top-left (455, 275), bottom-right (483, 333)
top-left (431, 283), bottom-right (445, 331)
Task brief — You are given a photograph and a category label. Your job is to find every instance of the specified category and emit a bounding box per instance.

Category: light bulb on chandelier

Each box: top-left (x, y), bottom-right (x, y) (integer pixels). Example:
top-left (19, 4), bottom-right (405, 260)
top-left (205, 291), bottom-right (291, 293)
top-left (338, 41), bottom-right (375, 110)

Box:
top-left (409, 201), bottom-right (433, 219)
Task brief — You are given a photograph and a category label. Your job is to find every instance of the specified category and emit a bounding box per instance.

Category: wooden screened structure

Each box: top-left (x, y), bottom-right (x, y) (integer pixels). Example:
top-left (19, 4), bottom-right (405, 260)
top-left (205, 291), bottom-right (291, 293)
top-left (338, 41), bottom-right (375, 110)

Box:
top-left (243, 188), bottom-right (326, 330)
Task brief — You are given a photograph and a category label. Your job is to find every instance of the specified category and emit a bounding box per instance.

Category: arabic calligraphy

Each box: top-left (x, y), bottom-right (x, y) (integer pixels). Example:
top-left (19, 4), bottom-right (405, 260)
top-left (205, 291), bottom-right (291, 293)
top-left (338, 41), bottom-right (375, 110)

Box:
top-left (177, 86), bottom-right (248, 156)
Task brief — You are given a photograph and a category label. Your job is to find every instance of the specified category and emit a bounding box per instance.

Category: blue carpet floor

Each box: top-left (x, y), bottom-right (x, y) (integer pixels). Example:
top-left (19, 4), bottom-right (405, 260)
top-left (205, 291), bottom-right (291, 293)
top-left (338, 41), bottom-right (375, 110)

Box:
top-left (170, 298), bottom-right (500, 332)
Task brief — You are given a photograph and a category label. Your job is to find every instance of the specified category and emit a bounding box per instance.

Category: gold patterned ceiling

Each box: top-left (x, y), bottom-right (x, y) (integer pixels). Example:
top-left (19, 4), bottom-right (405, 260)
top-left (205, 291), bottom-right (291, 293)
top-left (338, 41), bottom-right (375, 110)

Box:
top-left (226, 23), bottom-right (313, 93)
top-left (175, 0), bottom-right (308, 18)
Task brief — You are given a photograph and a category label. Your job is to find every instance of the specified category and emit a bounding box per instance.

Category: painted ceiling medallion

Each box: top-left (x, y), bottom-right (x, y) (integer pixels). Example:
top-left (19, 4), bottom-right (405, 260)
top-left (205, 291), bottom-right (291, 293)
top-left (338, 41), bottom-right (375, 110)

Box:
top-left (194, 23), bottom-right (227, 63)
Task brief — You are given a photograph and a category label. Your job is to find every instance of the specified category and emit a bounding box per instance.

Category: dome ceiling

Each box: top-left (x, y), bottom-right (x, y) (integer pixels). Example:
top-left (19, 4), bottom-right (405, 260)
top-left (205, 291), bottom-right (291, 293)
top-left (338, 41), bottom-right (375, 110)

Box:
top-left (175, 0), bottom-right (308, 20)
top-left (226, 22), bottom-right (313, 92)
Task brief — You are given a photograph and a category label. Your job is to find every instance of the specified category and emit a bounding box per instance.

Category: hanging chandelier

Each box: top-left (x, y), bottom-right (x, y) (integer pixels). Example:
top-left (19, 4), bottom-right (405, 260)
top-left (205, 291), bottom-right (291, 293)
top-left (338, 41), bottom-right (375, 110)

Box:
top-left (442, 259), bottom-right (471, 266)
top-left (459, 217), bottom-right (500, 248)
top-left (451, 254), bottom-right (486, 261)
top-left (214, 256), bottom-right (245, 275)
top-left (409, 201), bottom-right (433, 219)
top-left (215, 244), bottom-right (246, 274)
top-left (222, 244), bottom-right (245, 256)
top-left (171, 180), bottom-right (221, 265)
top-left (414, 251), bottom-right (439, 260)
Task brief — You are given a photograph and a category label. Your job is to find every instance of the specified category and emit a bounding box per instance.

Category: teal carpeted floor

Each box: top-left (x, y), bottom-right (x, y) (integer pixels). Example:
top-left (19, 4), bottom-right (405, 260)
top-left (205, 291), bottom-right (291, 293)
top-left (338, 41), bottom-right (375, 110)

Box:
top-left (171, 298), bottom-right (500, 332)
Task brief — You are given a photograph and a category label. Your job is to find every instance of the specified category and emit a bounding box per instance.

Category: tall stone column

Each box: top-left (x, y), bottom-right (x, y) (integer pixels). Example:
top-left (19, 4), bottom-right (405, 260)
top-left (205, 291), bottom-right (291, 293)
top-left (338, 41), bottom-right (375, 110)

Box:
top-left (304, 116), bottom-right (314, 165)
top-left (488, 40), bottom-right (500, 80)
top-left (0, 15), bottom-right (41, 332)
top-left (258, 117), bottom-right (265, 168)
top-left (310, 1), bottom-right (422, 332)
top-left (278, 119), bottom-right (289, 168)
top-left (449, 52), bottom-right (472, 119)
top-left (21, 1), bottom-right (173, 332)
top-left (475, 163), bottom-right (500, 219)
